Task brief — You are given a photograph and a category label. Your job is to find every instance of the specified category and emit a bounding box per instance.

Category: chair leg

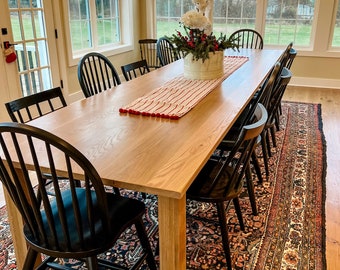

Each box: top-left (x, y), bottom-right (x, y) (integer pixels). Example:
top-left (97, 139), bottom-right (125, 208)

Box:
top-left (270, 125), bottom-right (277, 147)
top-left (260, 133), bottom-right (270, 177)
top-left (265, 130), bottom-right (272, 157)
top-left (232, 197), bottom-right (245, 231)
top-left (86, 257), bottom-right (99, 270)
top-left (216, 202), bottom-right (233, 270)
top-left (23, 247), bottom-right (39, 270)
top-left (245, 165), bottom-right (258, 216)
top-left (275, 110), bottom-right (280, 131)
top-left (134, 218), bottom-right (157, 270)
top-left (251, 152), bottom-right (264, 183)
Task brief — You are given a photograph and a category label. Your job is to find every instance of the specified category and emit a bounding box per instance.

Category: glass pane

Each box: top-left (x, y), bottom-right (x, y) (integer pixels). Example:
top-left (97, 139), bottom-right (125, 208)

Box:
top-left (332, 0), bottom-right (340, 47)
top-left (32, 0), bottom-right (42, 8)
top-left (96, 0), bottom-right (120, 45)
top-left (156, 0), bottom-right (193, 38)
top-left (37, 40), bottom-right (49, 67)
top-left (41, 68), bottom-right (52, 89)
top-left (14, 44), bottom-right (27, 72)
top-left (10, 11), bottom-right (23, 41)
top-left (34, 10), bottom-right (46, 38)
top-left (69, 0), bottom-right (92, 51)
top-left (20, 73), bottom-right (30, 96)
top-left (26, 42), bottom-right (38, 69)
top-left (20, 0), bottom-right (30, 8)
top-left (22, 11), bottom-right (35, 39)
top-left (213, 0), bottom-right (256, 35)
top-left (265, 0), bottom-right (315, 46)
top-left (9, 0), bottom-right (18, 8)
top-left (31, 70), bottom-right (41, 94)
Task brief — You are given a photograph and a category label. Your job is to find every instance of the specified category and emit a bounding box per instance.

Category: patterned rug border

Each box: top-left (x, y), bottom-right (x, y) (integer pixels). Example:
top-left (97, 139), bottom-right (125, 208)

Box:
top-left (282, 100), bottom-right (327, 269)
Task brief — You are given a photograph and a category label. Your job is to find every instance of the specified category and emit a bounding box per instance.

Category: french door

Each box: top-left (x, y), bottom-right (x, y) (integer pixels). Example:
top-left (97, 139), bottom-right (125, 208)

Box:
top-left (0, 0), bottom-right (60, 120)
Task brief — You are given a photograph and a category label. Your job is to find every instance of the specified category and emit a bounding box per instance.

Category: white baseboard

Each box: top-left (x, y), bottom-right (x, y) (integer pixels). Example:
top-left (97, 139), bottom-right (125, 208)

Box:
top-left (290, 77), bottom-right (340, 89)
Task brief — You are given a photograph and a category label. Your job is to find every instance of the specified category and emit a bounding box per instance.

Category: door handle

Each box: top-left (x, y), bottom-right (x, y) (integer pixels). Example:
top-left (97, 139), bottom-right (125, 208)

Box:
top-left (3, 41), bottom-right (17, 49)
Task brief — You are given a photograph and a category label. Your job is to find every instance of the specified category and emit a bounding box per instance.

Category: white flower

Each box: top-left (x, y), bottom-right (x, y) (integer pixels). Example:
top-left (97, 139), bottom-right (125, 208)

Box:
top-left (181, 10), bottom-right (211, 31)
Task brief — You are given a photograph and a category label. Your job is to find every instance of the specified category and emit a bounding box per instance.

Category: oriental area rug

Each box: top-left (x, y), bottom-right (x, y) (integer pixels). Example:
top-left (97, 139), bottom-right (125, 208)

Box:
top-left (0, 101), bottom-right (327, 269)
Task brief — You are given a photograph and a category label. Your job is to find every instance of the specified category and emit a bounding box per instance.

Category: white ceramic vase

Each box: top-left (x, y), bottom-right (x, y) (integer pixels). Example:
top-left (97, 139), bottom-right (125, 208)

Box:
top-left (183, 51), bottom-right (224, 80)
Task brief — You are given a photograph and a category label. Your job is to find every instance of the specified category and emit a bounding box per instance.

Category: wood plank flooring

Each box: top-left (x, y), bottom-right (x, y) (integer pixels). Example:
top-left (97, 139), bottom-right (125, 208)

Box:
top-left (283, 85), bottom-right (340, 270)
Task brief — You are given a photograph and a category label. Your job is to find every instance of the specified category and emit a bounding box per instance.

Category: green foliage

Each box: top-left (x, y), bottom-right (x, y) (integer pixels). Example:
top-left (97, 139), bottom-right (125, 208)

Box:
top-left (169, 25), bottom-right (239, 62)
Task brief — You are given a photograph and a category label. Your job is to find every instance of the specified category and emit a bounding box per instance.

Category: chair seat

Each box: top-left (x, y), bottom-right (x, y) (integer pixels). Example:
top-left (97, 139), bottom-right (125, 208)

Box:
top-left (25, 188), bottom-right (145, 257)
top-left (187, 158), bottom-right (243, 202)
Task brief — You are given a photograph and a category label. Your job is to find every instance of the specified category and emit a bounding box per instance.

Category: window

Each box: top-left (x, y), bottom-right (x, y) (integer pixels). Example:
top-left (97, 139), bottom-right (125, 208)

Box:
top-left (213, 0), bottom-right (257, 34)
top-left (64, 0), bottom-right (133, 65)
top-left (156, 0), bottom-right (193, 38)
top-left (265, 0), bottom-right (315, 46)
top-left (332, 0), bottom-right (340, 47)
top-left (155, 0), bottom-right (316, 47)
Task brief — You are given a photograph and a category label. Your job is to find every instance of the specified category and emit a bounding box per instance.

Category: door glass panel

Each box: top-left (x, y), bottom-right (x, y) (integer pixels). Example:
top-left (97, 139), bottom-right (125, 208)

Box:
top-left (9, 0), bottom-right (52, 96)
top-left (38, 40), bottom-right (49, 66)
top-left (34, 10), bottom-right (45, 38)
top-left (20, 0), bottom-right (30, 8)
top-left (9, 0), bottom-right (18, 8)
top-left (10, 11), bottom-right (22, 41)
top-left (21, 11), bottom-right (34, 40)
top-left (25, 42), bottom-right (37, 69)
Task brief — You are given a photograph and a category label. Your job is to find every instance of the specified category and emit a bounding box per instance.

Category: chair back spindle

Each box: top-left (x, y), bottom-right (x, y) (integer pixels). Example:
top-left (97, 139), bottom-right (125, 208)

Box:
top-left (121, 59), bottom-right (150, 81)
top-left (78, 52), bottom-right (121, 98)
top-left (229, 29), bottom-right (264, 49)
top-left (5, 87), bottom-right (67, 123)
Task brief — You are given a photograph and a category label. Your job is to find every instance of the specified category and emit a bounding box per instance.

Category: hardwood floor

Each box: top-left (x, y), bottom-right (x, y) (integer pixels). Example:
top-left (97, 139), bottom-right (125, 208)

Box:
top-left (283, 85), bottom-right (340, 270)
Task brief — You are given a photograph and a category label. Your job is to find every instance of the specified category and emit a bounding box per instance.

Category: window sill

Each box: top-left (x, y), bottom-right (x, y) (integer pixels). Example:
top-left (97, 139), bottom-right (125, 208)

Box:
top-left (67, 43), bottom-right (134, 67)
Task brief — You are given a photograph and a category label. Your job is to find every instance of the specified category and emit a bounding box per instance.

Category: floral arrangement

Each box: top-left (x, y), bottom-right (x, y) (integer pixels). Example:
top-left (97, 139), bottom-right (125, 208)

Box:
top-left (169, 8), bottom-right (239, 62)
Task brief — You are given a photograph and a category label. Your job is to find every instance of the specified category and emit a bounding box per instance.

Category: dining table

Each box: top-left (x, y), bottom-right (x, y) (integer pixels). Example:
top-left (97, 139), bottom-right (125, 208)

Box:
top-left (3, 48), bottom-right (284, 269)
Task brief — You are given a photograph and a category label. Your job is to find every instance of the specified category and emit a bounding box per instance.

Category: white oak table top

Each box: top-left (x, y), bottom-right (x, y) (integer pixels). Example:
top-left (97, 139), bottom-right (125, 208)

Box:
top-left (3, 48), bottom-right (284, 270)
top-left (26, 49), bottom-right (283, 199)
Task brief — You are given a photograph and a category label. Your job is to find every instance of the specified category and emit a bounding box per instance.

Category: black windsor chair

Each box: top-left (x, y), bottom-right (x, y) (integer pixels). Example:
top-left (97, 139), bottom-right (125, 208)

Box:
top-left (187, 103), bottom-right (268, 270)
top-left (4, 87), bottom-right (82, 192)
top-left (0, 122), bottom-right (157, 270)
top-left (156, 37), bottom-right (180, 66)
top-left (77, 52), bottom-right (121, 98)
top-left (5, 86), bottom-right (67, 123)
top-left (121, 59), bottom-right (150, 81)
top-left (262, 66), bottom-right (292, 158)
top-left (229, 29), bottom-right (264, 49)
top-left (139, 39), bottom-right (161, 69)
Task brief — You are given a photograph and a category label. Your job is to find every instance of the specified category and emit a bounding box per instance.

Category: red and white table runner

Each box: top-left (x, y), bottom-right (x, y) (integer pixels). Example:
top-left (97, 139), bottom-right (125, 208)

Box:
top-left (119, 56), bottom-right (249, 119)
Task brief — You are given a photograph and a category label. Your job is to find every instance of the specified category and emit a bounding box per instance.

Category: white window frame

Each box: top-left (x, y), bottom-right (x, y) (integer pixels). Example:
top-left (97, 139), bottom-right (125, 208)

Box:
top-left (153, 0), bottom-right (340, 57)
top-left (330, 0), bottom-right (340, 50)
top-left (63, 0), bottom-right (134, 66)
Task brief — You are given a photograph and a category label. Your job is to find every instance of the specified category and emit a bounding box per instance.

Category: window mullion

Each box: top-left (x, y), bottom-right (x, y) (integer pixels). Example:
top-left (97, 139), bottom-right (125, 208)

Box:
top-left (90, 0), bottom-right (98, 48)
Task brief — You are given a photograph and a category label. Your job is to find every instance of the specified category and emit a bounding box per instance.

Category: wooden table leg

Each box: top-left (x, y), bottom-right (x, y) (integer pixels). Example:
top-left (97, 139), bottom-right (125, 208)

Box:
top-left (3, 185), bottom-right (27, 269)
top-left (3, 168), bottom-right (42, 269)
top-left (158, 195), bottom-right (186, 270)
